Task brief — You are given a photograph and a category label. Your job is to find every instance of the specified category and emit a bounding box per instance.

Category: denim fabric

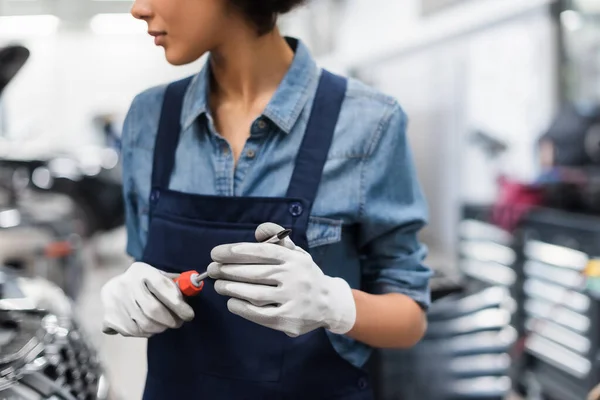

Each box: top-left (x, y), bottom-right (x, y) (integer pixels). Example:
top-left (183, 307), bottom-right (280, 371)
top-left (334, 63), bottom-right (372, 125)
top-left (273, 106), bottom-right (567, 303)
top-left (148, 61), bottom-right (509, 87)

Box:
top-left (121, 37), bottom-right (432, 368)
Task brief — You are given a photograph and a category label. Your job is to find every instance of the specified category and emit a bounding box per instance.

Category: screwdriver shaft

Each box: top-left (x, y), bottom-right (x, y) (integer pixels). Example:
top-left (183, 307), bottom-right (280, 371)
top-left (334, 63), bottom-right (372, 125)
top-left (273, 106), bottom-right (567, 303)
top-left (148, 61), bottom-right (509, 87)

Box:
top-left (189, 271), bottom-right (209, 287)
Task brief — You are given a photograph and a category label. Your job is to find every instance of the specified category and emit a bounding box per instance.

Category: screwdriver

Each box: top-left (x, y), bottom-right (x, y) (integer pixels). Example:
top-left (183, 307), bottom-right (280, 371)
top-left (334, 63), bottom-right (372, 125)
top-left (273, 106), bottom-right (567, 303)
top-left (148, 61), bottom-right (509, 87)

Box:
top-left (175, 228), bottom-right (292, 297)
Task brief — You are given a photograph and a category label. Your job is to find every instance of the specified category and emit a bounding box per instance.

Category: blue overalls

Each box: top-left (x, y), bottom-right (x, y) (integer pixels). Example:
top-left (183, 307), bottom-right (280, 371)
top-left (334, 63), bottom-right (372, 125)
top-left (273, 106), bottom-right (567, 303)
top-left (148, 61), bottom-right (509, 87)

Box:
top-left (140, 70), bottom-right (373, 399)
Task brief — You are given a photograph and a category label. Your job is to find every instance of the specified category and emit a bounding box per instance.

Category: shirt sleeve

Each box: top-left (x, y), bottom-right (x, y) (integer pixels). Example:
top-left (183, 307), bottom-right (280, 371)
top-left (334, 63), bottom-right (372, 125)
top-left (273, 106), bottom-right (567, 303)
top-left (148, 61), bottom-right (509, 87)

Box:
top-left (122, 96), bottom-right (144, 261)
top-left (358, 102), bottom-right (432, 310)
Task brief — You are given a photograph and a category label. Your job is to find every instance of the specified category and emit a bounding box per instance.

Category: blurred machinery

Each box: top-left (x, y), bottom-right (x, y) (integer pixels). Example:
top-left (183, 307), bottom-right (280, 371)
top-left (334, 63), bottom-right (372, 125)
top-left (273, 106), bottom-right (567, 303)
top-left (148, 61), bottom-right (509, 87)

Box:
top-left (0, 267), bottom-right (114, 400)
top-left (0, 44), bottom-right (124, 240)
top-left (0, 152), bottom-right (124, 240)
top-left (536, 104), bottom-right (600, 215)
top-left (0, 46), bottom-right (85, 300)
top-left (0, 43), bottom-right (115, 399)
top-left (534, 0), bottom-right (600, 216)
top-left (0, 43), bottom-right (125, 298)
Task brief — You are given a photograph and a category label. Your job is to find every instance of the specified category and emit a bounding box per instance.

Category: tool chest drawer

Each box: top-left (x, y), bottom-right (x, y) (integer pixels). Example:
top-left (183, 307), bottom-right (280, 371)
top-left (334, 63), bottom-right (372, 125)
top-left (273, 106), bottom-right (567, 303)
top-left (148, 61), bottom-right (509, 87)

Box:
top-left (458, 205), bottom-right (518, 297)
top-left (517, 209), bottom-right (600, 399)
top-left (457, 206), bottom-right (517, 287)
top-left (368, 286), bottom-right (515, 400)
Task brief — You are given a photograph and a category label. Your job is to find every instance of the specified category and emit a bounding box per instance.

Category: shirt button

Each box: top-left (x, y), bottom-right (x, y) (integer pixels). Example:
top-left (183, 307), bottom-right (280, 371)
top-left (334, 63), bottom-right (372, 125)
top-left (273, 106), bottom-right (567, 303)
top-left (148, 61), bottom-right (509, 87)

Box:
top-left (257, 119), bottom-right (267, 130)
top-left (222, 145), bottom-right (230, 155)
top-left (246, 149), bottom-right (256, 159)
top-left (289, 202), bottom-right (303, 217)
top-left (358, 377), bottom-right (368, 389)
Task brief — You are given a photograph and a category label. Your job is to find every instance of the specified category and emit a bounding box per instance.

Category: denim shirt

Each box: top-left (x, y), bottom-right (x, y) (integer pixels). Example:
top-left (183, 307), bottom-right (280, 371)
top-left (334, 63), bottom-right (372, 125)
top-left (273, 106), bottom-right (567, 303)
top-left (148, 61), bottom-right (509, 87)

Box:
top-left (122, 38), bottom-right (432, 369)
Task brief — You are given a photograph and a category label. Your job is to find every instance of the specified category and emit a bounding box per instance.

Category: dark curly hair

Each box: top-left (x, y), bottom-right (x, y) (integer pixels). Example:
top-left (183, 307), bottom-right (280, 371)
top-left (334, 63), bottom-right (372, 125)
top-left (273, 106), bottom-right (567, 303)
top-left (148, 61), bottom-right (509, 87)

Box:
top-left (229, 0), bottom-right (308, 35)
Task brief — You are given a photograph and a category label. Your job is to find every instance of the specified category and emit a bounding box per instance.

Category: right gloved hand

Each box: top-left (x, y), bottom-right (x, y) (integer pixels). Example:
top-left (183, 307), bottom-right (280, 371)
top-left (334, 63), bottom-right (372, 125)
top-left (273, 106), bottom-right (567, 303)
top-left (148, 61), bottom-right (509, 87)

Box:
top-left (101, 262), bottom-right (195, 338)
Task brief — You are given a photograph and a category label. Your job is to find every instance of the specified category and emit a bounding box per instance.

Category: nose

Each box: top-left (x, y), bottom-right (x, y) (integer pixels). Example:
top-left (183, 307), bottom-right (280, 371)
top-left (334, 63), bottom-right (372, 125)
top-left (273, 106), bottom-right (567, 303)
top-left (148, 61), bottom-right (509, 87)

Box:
top-left (131, 0), bottom-right (152, 20)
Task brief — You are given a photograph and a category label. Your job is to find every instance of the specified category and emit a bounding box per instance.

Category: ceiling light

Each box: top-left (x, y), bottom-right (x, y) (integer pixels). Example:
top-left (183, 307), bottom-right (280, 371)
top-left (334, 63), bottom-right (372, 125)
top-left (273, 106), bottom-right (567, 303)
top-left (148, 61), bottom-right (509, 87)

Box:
top-left (561, 10), bottom-right (584, 31)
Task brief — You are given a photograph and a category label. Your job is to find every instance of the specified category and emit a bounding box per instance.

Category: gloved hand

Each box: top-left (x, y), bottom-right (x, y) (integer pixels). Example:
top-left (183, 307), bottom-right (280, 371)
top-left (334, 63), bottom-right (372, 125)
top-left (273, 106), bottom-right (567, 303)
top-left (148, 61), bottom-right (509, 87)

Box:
top-left (101, 262), bottom-right (195, 338)
top-left (208, 223), bottom-right (356, 337)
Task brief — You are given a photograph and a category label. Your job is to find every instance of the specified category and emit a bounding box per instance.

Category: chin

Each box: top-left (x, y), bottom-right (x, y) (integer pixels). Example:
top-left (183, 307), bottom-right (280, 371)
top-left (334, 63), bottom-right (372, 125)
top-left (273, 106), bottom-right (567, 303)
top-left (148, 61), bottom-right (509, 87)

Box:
top-left (164, 52), bottom-right (190, 66)
top-left (164, 48), bottom-right (205, 66)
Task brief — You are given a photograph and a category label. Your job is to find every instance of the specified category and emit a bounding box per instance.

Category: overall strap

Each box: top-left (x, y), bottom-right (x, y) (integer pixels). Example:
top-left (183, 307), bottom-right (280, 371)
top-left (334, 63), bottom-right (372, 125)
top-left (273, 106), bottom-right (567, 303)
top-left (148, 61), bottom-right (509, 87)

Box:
top-left (286, 70), bottom-right (347, 200)
top-left (151, 76), bottom-right (194, 190)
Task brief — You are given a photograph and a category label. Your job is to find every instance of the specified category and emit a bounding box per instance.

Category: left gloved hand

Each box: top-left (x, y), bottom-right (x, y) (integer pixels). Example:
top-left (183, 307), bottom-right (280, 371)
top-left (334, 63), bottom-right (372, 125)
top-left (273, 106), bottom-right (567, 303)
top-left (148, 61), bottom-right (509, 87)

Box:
top-left (208, 223), bottom-right (356, 337)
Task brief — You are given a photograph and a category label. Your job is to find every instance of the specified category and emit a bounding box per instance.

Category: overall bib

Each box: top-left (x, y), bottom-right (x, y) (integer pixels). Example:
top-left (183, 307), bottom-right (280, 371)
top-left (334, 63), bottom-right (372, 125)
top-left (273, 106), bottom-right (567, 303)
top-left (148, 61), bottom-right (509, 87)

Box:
top-left (141, 70), bottom-right (373, 400)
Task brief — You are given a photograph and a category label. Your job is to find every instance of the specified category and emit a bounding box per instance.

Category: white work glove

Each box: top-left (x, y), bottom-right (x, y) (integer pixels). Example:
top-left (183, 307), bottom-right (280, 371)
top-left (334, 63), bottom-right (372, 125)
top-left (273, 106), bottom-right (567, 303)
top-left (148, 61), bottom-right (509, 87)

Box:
top-left (101, 262), bottom-right (195, 338)
top-left (208, 223), bottom-right (356, 337)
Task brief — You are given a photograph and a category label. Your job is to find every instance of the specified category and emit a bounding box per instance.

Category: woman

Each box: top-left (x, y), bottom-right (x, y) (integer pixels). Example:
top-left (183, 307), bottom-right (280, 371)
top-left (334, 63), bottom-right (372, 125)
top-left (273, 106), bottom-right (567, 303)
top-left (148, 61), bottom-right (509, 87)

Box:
top-left (100, 0), bottom-right (432, 399)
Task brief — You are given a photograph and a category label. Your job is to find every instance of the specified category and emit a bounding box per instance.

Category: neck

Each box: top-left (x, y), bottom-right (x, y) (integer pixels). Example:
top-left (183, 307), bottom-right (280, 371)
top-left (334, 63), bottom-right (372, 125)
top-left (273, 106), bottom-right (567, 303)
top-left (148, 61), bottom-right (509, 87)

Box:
top-left (209, 29), bottom-right (294, 108)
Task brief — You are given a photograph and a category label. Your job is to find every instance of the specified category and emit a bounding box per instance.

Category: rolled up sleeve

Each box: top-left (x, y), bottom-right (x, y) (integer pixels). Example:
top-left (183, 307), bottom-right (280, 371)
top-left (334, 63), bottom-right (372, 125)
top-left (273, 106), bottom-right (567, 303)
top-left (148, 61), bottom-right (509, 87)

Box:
top-left (358, 102), bottom-right (432, 310)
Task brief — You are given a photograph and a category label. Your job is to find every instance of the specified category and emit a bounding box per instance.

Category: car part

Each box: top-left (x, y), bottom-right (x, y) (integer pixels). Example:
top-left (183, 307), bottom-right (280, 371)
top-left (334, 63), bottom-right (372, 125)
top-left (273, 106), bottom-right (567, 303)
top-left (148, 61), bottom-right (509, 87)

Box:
top-left (0, 267), bottom-right (114, 399)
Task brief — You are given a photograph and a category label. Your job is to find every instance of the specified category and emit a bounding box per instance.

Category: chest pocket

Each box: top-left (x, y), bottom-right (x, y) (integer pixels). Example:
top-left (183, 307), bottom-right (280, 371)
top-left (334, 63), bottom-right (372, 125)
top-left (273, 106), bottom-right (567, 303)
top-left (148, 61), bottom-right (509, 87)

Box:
top-left (307, 216), bottom-right (343, 265)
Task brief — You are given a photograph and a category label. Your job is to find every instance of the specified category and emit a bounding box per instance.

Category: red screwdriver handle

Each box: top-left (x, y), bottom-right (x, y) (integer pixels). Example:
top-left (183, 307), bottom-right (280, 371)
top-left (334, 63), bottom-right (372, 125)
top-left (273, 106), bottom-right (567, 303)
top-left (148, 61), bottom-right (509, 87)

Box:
top-left (174, 270), bottom-right (204, 297)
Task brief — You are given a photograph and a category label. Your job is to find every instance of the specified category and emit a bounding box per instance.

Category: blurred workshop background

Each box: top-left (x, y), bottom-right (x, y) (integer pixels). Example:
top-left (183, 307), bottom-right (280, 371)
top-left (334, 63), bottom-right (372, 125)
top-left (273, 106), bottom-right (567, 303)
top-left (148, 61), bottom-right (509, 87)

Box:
top-left (0, 0), bottom-right (599, 399)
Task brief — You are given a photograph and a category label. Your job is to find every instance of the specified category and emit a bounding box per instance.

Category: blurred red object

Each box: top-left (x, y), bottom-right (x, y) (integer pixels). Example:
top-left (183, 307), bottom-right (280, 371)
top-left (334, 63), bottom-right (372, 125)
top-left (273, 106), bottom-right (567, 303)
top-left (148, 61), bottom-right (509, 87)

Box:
top-left (491, 176), bottom-right (543, 232)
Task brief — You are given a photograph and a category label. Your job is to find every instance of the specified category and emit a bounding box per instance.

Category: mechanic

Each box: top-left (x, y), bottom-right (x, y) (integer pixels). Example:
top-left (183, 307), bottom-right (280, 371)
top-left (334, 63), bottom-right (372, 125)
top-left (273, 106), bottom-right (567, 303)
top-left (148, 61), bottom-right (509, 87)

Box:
top-left (100, 0), bottom-right (432, 398)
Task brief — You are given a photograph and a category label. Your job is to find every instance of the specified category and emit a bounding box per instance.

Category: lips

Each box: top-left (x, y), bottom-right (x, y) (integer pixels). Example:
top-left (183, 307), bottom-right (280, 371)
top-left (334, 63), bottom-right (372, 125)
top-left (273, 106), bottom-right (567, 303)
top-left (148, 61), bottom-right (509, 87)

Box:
top-left (148, 31), bottom-right (167, 46)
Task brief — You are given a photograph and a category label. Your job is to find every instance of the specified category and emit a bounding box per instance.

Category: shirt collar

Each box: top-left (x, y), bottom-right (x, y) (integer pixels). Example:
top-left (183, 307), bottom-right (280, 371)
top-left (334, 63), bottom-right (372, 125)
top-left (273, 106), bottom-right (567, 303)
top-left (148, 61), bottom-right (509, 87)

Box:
top-left (181, 37), bottom-right (319, 134)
